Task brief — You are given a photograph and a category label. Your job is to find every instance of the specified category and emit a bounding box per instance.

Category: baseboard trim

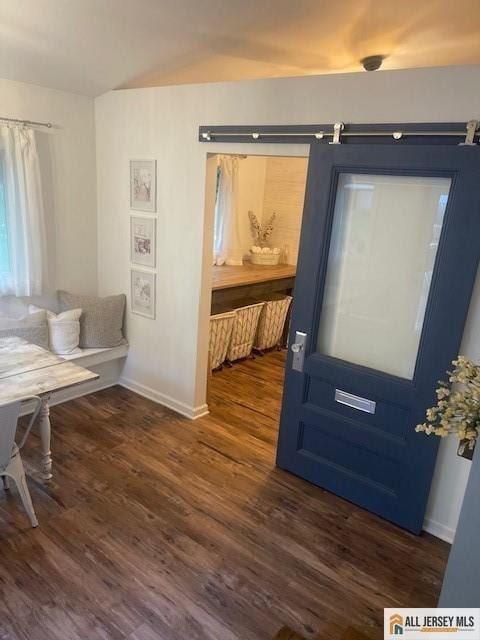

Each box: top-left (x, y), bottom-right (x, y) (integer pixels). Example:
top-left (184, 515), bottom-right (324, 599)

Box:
top-left (191, 403), bottom-right (210, 419)
top-left (119, 376), bottom-right (209, 420)
top-left (423, 517), bottom-right (455, 544)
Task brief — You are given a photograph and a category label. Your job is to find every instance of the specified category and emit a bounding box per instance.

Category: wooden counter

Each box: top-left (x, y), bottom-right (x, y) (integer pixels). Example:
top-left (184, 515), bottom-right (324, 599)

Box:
top-left (212, 263), bottom-right (296, 290)
top-left (211, 263), bottom-right (296, 310)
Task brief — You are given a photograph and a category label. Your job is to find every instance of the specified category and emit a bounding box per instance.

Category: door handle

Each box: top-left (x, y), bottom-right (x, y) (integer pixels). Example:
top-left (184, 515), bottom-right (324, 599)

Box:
top-left (291, 331), bottom-right (307, 372)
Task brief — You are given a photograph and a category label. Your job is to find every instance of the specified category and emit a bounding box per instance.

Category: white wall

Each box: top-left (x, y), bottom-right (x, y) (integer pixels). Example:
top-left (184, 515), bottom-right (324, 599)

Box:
top-left (425, 272), bottom-right (480, 541)
top-left (95, 64), bottom-right (480, 541)
top-left (0, 78), bottom-right (97, 294)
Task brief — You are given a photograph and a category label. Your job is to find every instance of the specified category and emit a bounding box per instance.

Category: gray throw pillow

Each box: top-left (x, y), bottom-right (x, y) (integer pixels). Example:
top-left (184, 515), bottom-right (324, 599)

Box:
top-left (58, 291), bottom-right (126, 348)
top-left (0, 310), bottom-right (49, 349)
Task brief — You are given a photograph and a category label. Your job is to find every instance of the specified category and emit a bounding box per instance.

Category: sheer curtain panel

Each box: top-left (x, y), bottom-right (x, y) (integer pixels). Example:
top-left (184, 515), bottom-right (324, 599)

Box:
top-left (213, 155), bottom-right (243, 266)
top-left (0, 125), bottom-right (47, 296)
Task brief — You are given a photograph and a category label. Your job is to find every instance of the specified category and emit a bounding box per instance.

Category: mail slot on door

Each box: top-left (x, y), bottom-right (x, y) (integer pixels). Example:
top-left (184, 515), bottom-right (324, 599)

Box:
top-left (334, 389), bottom-right (376, 414)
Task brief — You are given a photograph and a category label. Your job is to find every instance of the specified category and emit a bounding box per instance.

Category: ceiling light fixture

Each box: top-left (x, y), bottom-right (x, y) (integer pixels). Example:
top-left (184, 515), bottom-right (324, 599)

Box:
top-left (360, 55), bottom-right (385, 72)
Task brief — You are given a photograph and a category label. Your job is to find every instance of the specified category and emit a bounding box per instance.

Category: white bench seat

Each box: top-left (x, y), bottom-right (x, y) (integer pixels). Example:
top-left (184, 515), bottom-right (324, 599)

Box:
top-left (18, 343), bottom-right (129, 416)
top-left (61, 343), bottom-right (129, 366)
top-left (46, 343), bottom-right (129, 407)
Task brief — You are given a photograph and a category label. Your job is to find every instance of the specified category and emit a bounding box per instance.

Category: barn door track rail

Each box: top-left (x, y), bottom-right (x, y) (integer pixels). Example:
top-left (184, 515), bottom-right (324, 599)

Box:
top-left (199, 120), bottom-right (479, 146)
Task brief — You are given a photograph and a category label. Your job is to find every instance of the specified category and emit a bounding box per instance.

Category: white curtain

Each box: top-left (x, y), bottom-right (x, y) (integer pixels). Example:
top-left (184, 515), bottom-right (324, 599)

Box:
top-left (213, 155), bottom-right (243, 266)
top-left (0, 125), bottom-right (47, 296)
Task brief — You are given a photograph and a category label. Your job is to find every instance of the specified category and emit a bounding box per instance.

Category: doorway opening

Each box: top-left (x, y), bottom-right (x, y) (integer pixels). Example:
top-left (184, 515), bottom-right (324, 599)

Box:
top-left (203, 152), bottom-right (308, 422)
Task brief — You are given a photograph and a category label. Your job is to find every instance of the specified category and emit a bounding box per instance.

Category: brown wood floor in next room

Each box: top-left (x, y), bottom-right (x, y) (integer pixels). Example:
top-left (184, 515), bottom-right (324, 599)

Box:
top-left (0, 350), bottom-right (448, 640)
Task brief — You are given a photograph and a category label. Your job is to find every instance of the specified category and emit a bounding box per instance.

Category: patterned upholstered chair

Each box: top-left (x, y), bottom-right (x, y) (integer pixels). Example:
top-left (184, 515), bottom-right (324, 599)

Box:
top-left (209, 311), bottom-right (236, 370)
top-left (254, 295), bottom-right (293, 353)
top-left (0, 396), bottom-right (41, 527)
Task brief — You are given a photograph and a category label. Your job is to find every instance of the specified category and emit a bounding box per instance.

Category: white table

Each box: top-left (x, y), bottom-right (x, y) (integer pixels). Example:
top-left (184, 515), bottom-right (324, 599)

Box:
top-left (0, 337), bottom-right (98, 481)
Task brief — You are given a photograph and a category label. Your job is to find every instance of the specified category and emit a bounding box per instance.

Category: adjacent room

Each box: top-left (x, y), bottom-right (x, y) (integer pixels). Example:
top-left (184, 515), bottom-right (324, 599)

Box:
top-left (207, 153), bottom-right (307, 386)
top-left (1, 2), bottom-right (480, 639)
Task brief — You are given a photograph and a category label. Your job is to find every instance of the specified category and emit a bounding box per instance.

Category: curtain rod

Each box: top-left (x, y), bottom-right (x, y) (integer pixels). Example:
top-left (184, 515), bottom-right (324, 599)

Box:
top-left (0, 116), bottom-right (52, 129)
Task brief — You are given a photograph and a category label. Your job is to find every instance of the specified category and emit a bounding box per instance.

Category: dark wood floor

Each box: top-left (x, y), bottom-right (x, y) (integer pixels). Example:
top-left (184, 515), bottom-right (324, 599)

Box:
top-left (0, 351), bottom-right (449, 640)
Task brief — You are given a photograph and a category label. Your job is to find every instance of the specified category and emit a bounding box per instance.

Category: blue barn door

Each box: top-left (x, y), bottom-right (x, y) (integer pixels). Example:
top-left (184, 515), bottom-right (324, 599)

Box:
top-left (276, 143), bottom-right (480, 533)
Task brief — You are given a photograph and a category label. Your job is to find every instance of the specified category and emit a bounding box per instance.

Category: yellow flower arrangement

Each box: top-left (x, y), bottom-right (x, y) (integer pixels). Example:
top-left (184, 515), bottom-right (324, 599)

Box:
top-left (416, 356), bottom-right (480, 455)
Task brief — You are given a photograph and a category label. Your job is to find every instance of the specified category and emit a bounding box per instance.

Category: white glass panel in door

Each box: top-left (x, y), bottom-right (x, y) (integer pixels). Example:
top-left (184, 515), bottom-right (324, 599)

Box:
top-left (317, 173), bottom-right (451, 379)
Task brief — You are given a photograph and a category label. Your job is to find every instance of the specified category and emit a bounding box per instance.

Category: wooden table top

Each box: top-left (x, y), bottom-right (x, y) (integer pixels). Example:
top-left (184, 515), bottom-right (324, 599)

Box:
top-left (212, 263), bottom-right (296, 291)
top-left (0, 337), bottom-right (98, 403)
top-left (0, 336), bottom-right (63, 379)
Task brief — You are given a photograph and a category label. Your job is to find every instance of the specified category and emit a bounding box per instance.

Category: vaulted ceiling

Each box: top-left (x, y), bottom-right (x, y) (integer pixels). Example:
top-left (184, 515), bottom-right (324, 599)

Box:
top-left (1, 0), bottom-right (480, 97)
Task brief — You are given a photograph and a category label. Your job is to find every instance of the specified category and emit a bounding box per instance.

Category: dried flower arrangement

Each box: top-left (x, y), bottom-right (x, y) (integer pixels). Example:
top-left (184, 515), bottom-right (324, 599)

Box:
top-left (416, 356), bottom-right (480, 455)
top-left (248, 211), bottom-right (276, 247)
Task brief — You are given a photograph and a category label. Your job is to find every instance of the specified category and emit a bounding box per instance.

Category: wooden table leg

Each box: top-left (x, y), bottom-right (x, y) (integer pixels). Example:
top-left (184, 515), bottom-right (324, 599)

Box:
top-left (38, 395), bottom-right (53, 482)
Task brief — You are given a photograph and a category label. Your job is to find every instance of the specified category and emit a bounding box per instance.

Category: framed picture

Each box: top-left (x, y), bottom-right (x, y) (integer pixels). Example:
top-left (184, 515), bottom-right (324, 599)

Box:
top-left (131, 269), bottom-right (156, 319)
top-left (130, 216), bottom-right (156, 268)
top-left (130, 160), bottom-right (156, 212)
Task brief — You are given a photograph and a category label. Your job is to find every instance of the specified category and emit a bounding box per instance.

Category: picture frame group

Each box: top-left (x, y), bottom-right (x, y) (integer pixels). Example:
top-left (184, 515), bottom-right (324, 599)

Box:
top-left (129, 160), bottom-right (157, 319)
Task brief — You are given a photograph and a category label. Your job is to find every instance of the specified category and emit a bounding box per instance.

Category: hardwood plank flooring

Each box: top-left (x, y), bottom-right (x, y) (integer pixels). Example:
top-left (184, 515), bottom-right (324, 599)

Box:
top-left (273, 626), bottom-right (308, 640)
top-left (0, 350), bottom-right (449, 640)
